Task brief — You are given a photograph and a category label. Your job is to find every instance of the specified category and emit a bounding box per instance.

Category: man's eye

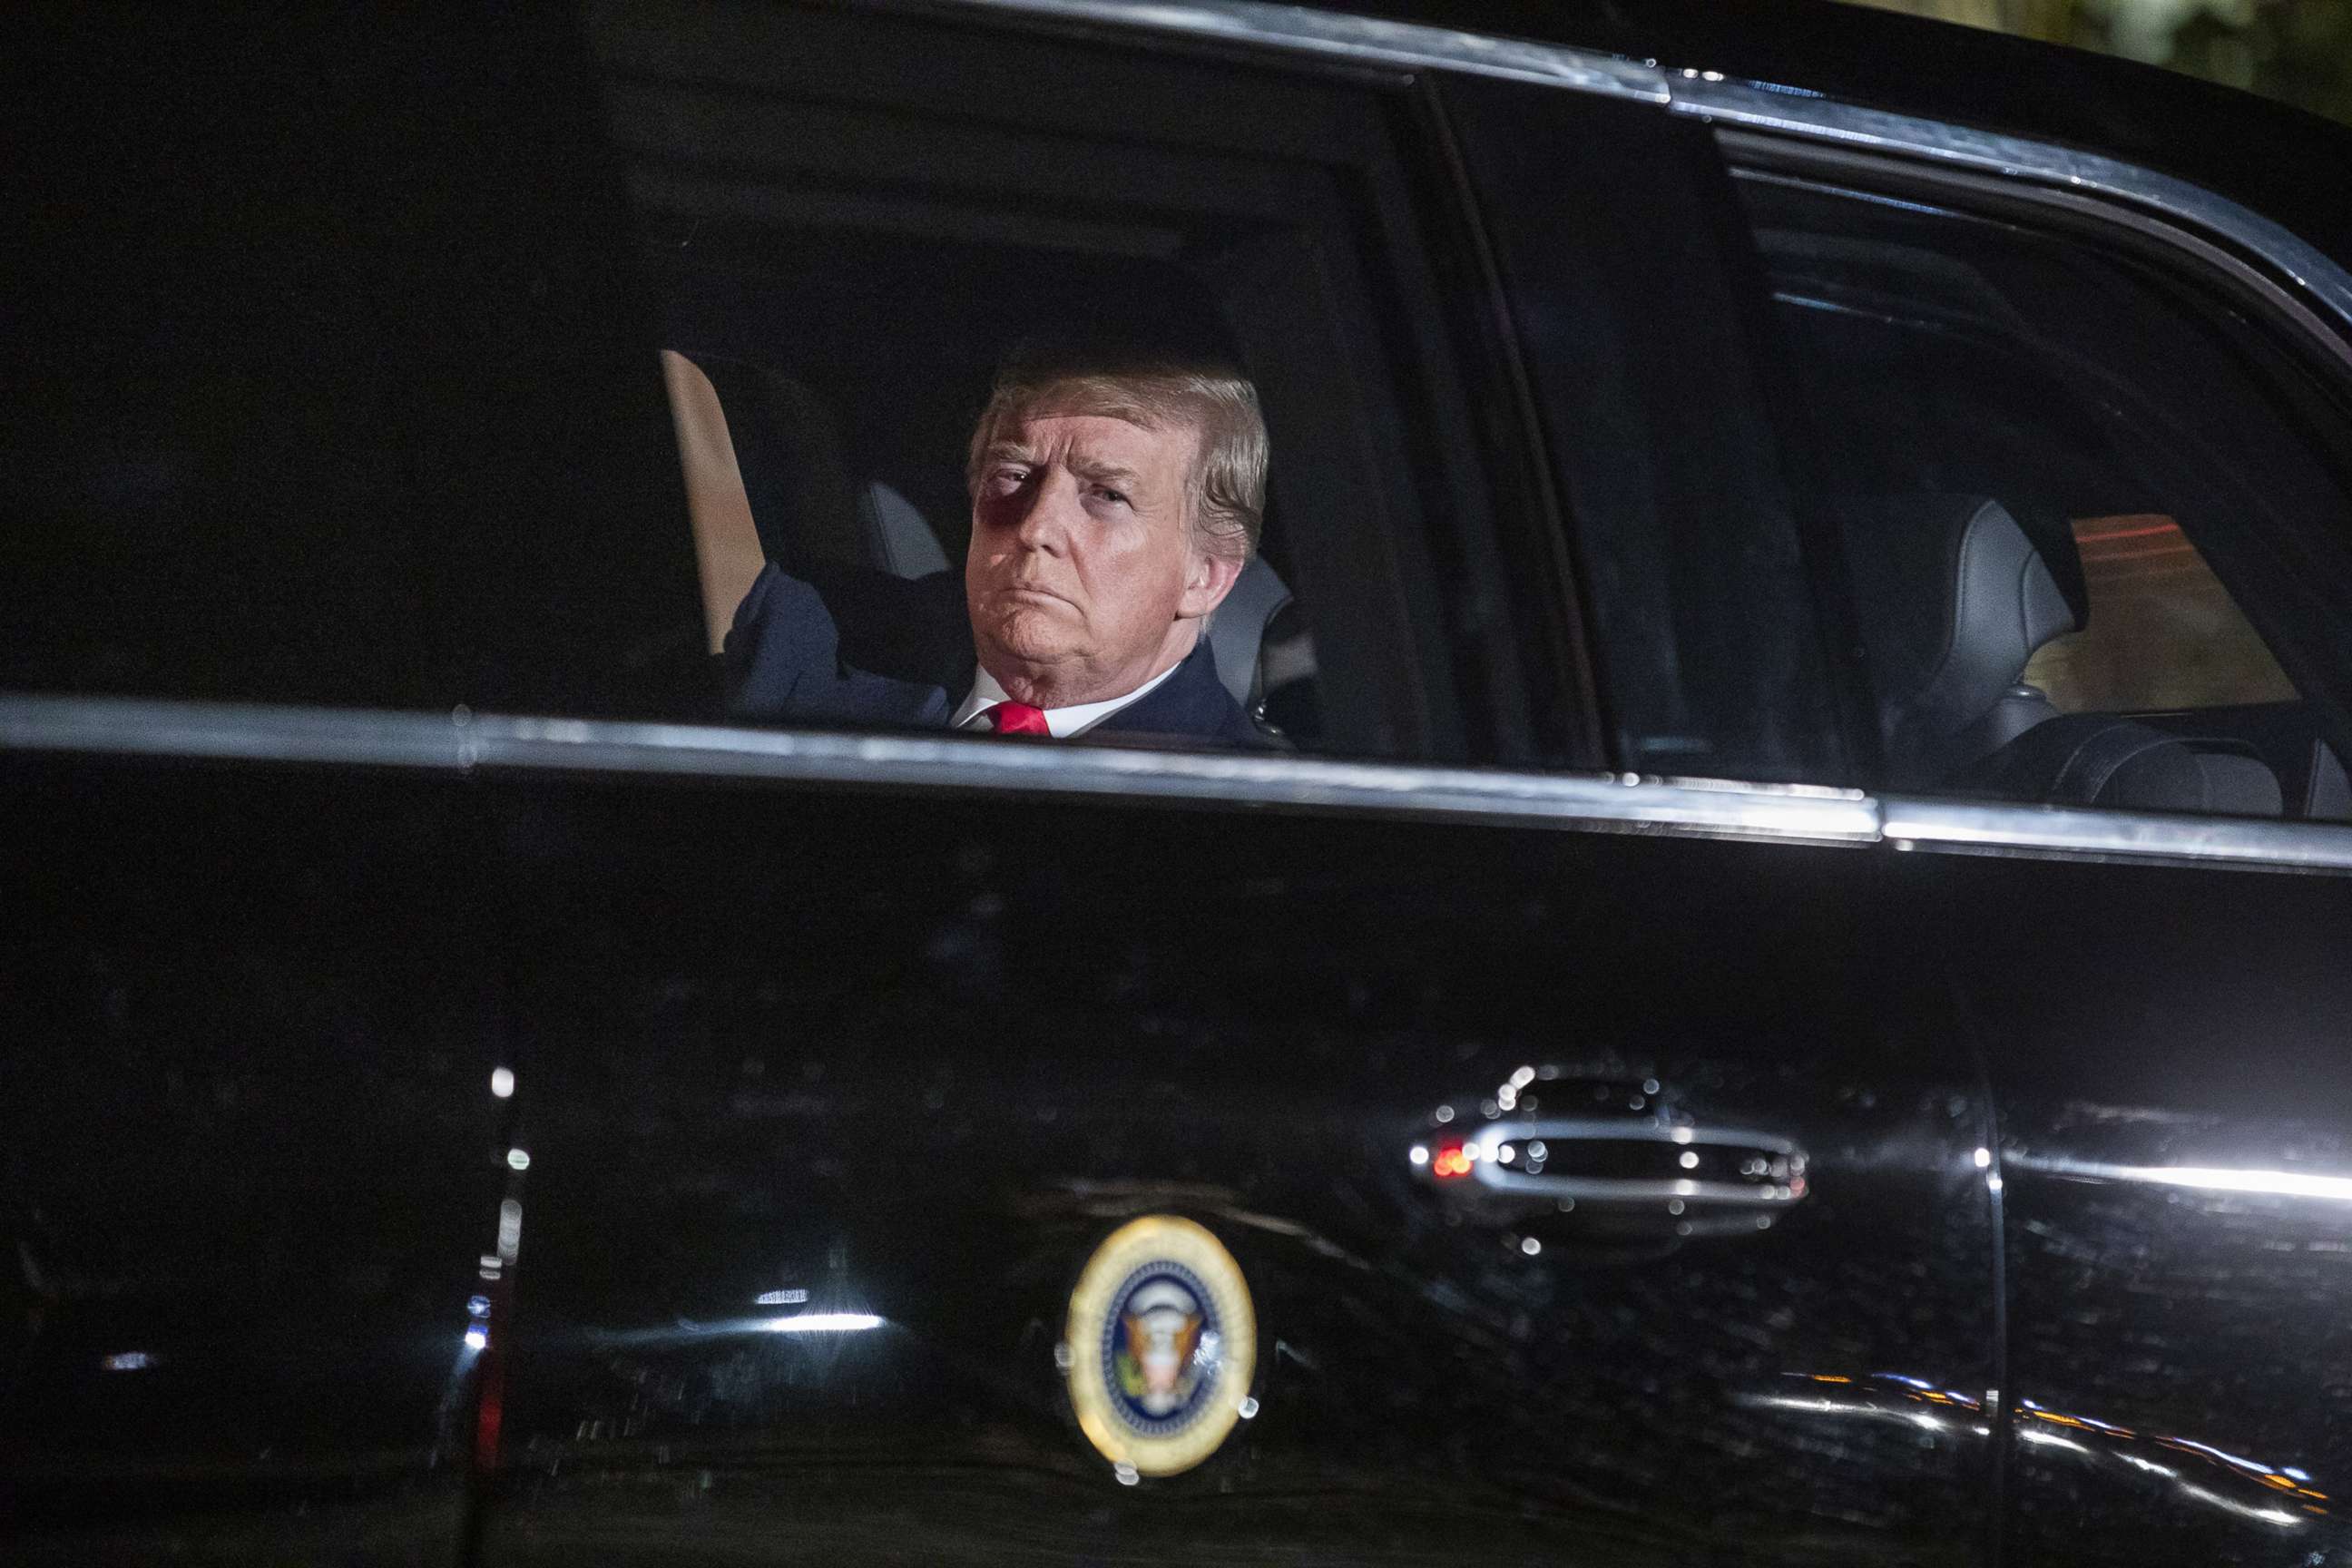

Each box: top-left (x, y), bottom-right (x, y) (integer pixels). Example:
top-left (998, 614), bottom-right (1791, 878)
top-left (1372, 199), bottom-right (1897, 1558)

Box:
top-left (1095, 487), bottom-right (1130, 507)
top-left (989, 466), bottom-right (1030, 491)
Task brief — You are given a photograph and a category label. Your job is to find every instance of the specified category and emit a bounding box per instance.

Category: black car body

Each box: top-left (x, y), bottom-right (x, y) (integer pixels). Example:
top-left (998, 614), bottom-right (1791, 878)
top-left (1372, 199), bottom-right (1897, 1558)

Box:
top-left (7, 2), bottom-right (2352, 1564)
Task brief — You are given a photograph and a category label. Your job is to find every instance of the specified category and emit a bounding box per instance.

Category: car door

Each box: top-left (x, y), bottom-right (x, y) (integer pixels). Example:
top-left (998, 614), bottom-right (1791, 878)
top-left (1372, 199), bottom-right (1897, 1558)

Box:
top-left (457, 5), bottom-right (2004, 1564)
top-left (472, 749), bottom-right (2000, 1567)
top-left (1687, 68), bottom-right (2352, 1568)
top-left (0, 6), bottom-right (701, 1563)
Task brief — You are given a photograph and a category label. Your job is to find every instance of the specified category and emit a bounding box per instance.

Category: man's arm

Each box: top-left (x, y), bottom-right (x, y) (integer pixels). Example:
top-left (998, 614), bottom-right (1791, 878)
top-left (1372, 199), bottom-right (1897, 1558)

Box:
top-left (722, 562), bottom-right (960, 728)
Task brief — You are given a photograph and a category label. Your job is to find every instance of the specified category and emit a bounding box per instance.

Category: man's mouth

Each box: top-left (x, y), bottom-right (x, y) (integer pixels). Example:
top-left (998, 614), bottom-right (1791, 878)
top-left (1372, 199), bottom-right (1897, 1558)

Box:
top-left (999, 584), bottom-right (1073, 607)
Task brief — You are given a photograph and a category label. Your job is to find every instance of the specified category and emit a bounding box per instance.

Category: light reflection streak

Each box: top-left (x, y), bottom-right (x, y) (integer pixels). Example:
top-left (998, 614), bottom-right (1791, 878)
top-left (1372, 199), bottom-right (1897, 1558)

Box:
top-left (2160, 1436), bottom-right (2274, 1475)
top-left (1747, 1394), bottom-right (1955, 1430)
top-left (588, 1311), bottom-right (888, 1348)
top-left (1769, 1372), bottom-right (2327, 1528)
top-left (2178, 1484), bottom-right (2305, 1528)
top-left (757, 1312), bottom-right (883, 1335)
top-left (2008, 1154), bottom-right (2352, 1204)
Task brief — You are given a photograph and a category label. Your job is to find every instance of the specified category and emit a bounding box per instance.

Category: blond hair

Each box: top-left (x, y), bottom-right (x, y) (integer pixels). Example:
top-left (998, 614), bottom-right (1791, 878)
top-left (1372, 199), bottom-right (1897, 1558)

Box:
top-left (965, 344), bottom-right (1268, 563)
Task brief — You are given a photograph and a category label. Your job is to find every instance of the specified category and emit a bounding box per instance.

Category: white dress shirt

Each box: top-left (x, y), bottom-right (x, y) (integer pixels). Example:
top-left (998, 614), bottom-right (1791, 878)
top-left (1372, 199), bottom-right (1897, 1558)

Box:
top-left (949, 660), bottom-right (1183, 738)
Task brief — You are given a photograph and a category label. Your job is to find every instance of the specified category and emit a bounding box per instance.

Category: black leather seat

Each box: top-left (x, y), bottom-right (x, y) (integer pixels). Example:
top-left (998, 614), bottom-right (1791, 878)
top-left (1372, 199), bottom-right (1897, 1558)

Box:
top-left (1839, 494), bottom-right (2281, 815)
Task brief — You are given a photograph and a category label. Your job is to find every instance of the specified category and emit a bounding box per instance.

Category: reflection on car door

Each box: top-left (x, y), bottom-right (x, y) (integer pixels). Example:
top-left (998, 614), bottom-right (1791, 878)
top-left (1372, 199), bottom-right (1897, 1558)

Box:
top-left (1933, 852), bottom-right (2352, 1565)
top-left (482, 767), bottom-right (2000, 1563)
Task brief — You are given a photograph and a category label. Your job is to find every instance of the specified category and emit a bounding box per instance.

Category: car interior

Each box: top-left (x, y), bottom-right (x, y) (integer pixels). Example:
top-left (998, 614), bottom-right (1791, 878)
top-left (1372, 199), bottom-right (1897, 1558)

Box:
top-left (1830, 492), bottom-right (2300, 813)
top-left (649, 243), bottom-right (1325, 746)
top-left (644, 205), bottom-right (2351, 816)
top-left (593, 0), bottom-right (2349, 819)
top-left (1740, 168), bottom-right (2352, 819)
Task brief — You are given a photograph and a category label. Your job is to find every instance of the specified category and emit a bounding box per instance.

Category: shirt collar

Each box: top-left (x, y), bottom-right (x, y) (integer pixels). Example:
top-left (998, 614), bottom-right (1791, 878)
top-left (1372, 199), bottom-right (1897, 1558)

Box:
top-left (950, 657), bottom-right (1184, 738)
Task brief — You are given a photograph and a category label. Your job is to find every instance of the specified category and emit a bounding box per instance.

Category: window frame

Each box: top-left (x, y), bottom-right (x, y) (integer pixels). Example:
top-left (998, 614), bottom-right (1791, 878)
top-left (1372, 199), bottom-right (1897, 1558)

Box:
top-left (12, 0), bottom-right (2352, 874)
top-left (586, 0), bottom-right (1597, 767)
top-left (1716, 130), bottom-right (2352, 800)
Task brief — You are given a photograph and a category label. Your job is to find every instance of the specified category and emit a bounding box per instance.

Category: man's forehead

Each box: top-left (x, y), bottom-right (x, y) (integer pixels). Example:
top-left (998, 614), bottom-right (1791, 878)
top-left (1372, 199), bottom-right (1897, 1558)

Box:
top-left (995, 410), bottom-right (1196, 466)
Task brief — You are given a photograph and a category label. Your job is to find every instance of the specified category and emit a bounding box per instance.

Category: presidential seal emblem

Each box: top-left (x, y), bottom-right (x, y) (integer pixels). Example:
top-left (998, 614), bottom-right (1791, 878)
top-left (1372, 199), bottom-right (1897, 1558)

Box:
top-left (1063, 1215), bottom-right (1257, 1477)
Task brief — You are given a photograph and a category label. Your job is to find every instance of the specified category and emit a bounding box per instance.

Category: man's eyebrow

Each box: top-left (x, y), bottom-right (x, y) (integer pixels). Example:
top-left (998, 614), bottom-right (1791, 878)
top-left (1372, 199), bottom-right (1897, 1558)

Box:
top-left (1066, 456), bottom-right (1143, 487)
top-left (982, 440), bottom-right (1039, 466)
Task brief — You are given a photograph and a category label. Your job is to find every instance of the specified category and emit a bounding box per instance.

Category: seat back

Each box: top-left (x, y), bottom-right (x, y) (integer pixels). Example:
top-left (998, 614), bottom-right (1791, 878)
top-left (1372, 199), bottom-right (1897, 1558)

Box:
top-left (1840, 493), bottom-right (2282, 815)
top-left (1952, 714), bottom-right (2284, 815)
top-left (1839, 494), bottom-right (2075, 788)
top-left (1208, 555), bottom-right (1293, 710)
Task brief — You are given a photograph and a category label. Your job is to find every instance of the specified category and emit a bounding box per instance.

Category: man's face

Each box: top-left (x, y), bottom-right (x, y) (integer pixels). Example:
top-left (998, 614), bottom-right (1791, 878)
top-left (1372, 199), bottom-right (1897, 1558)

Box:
top-left (965, 411), bottom-right (1240, 707)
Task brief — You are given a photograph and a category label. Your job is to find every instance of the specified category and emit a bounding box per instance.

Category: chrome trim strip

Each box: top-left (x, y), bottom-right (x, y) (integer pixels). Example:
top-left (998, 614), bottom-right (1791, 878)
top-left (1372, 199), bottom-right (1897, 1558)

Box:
top-left (1473, 1174), bottom-right (1796, 1206)
top-left (1672, 77), bottom-right (2352, 339)
top-left (1470, 1119), bottom-right (1798, 1156)
top-left (10, 695), bottom-right (2352, 871)
top-left (1881, 796), bottom-right (2352, 873)
top-left (942, 0), bottom-right (1669, 101)
top-left (0, 694), bottom-right (1876, 844)
top-left (936, 1), bottom-right (2352, 341)
top-left (1466, 1120), bottom-right (1803, 1204)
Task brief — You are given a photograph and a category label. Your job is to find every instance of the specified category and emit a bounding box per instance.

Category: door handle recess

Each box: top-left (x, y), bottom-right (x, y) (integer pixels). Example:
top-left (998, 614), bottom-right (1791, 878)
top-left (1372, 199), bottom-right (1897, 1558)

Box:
top-left (1422, 1118), bottom-right (1808, 1210)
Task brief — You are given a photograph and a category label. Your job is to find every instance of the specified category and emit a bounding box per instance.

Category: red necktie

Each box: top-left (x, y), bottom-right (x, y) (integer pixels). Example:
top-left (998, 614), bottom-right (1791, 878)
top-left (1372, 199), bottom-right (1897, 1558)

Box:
top-left (981, 701), bottom-right (1051, 737)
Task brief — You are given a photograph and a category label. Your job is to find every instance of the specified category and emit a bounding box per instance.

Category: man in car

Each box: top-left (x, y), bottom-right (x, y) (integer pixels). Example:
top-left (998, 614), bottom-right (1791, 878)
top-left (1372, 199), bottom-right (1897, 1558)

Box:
top-left (723, 341), bottom-right (1272, 747)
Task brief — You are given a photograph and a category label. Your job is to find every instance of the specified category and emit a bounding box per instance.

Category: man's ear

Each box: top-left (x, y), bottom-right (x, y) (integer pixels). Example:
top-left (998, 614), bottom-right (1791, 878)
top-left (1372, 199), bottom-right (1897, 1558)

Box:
top-left (1176, 548), bottom-right (1245, 622)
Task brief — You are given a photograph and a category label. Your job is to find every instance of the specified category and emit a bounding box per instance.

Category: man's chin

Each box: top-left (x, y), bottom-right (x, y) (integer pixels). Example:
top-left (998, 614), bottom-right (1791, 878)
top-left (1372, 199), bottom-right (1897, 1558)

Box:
top-left (977, 607), bottom-right (1085, 666)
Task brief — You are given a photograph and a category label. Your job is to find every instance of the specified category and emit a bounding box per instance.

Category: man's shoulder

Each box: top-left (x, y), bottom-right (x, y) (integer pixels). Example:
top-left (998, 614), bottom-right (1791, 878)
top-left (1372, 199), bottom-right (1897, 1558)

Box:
top-left (795, 561), bottom-right (968, 677)
top-left (724, 561), bottom-right (968, 721)
top-left (1100, 639), bottom-right (1277, 750)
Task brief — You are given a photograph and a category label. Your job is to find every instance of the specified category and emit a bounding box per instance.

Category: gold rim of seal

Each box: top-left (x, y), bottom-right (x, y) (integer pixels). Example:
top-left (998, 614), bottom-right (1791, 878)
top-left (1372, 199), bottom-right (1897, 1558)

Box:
top-left (1064, 1214), bottom-right (1258, 1478)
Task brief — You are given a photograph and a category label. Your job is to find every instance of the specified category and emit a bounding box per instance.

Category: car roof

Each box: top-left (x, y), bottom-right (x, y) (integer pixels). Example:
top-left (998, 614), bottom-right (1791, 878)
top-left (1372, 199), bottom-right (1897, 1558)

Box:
top-left (1318, 0), bottom-right (2352, 268)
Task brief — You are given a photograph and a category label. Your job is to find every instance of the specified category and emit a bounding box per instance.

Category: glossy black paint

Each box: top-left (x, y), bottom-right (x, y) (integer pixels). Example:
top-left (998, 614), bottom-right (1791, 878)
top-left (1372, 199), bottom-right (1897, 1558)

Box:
top-left (1383, 0), bottom-right (2352, 270)
top-left (3, 762), bottom-right (503, 1561)
top-left (2, 755), bottom-right (1996, 1562)
top-left (473, 768), bottom-right (1999, 1563)
top-left (1931, 851), bottom-right (2352, 1563)
top-left (9, 1), bottom-right (2352, 1563)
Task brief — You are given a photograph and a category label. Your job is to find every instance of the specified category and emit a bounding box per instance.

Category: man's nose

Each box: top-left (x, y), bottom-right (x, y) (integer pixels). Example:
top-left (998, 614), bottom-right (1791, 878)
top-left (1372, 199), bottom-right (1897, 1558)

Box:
top-left (1011, 471), bottom-right (1081, 553)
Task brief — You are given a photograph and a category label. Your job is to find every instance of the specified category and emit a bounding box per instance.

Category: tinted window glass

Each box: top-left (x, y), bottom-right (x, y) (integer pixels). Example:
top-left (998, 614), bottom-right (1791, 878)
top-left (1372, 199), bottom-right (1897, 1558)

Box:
top-left (1441, 77), bottom-right (1848, 784)
top-left (2022, 514), bottom-right (2298, 713)
top-left (584, 1), bottom-right (1583, 765)
top-left (1, 11), bottom-right (701, 716)
top-left (1734, 161), bottom-right (2352, 817)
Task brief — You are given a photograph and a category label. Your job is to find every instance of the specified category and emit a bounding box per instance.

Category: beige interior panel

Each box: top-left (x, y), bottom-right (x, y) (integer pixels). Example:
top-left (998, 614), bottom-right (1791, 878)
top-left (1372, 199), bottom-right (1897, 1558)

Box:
top-left (661, 349), bottom-right (767, 654)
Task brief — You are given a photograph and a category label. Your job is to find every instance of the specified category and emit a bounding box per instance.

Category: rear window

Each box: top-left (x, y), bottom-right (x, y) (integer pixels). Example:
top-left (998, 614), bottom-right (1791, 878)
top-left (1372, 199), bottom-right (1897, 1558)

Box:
top-left (1731, 152), bottom-right (2352, 817)
top-left (2022, 514), bottom-right (2298, 713)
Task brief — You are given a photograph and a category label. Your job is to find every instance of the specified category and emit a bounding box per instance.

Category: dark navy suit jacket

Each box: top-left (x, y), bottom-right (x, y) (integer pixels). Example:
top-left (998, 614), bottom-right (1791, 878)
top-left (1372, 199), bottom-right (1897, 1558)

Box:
top-left (722, 562), bottom-right (1270, 748)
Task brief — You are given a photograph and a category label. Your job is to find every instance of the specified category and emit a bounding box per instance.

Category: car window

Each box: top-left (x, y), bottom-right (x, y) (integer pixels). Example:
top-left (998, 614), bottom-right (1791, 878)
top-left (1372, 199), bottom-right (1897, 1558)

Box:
top-left (1730, 156), bottom-right (2352, 818)
top-left (2021, 514), bottom-right (2298, 713)
top-left (0, 9), bottom-right (704, 718)
top-left (586, 0), bottom-right (1588, 767)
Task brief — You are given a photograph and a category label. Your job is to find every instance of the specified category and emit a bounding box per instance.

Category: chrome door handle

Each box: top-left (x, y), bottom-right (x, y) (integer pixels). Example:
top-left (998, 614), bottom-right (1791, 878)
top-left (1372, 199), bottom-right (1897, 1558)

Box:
top-left (1422, 1117), bottom-right (1809, 1210)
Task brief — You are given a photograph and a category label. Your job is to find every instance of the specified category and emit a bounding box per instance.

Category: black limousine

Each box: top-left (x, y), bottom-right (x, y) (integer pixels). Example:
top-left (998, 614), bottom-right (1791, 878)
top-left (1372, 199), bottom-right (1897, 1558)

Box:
top-left (6, 1), bottom-right (2352, 1563)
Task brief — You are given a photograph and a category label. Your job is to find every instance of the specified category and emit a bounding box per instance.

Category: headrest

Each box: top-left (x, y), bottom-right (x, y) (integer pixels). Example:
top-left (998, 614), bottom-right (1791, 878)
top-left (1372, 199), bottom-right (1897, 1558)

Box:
top-left (1837, 495), bottom-right (2076, 784)
top-left (857, 481), bottom-right (951, 579)
top-left (1209, 556), bottom-right (1293, 709)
